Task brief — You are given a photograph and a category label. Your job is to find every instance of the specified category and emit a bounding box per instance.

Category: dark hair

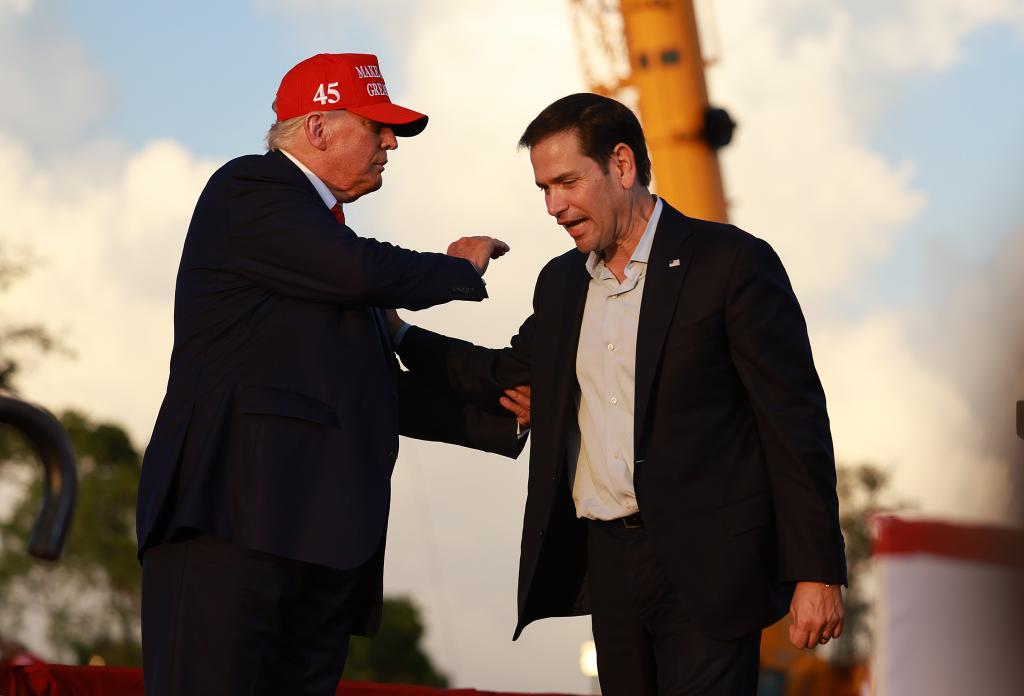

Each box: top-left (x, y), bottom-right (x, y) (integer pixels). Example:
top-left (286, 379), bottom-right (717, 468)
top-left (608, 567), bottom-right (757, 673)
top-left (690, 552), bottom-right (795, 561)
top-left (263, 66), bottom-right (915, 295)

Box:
top-left (518, 93), bottom-right (652, 187)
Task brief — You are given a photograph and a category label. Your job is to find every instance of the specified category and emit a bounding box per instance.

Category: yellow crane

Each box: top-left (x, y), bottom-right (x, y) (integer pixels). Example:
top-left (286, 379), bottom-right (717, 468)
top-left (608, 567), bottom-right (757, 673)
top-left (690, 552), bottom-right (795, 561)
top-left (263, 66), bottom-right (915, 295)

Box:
top-left (568, 0), bottom-right (734, 223)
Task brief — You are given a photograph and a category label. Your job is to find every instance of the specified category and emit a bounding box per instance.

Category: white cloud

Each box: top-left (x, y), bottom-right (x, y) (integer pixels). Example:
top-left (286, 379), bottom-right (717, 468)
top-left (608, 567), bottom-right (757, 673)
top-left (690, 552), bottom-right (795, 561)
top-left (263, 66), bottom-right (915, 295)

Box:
top-left (816, 312), bottom-right (1022, 524)
top-left (915, 228), bottom-right (1024, 485)
top-left (0, 0), bottom-right (34, 16)
top-left (348, 0), bottom-right (585, 347)
top-left (711, 2), bottom-right (927, 305)
top-left (854, 0), bottom-right (1024, 73)
top-left (750, 0), bottom-right (1024, 73)
top-left (709, 0), bottom-right (1022, 525)
top-left (0, 131), bottom-right (217, 443)
top-left (252, 0), bottom-right (421, 56)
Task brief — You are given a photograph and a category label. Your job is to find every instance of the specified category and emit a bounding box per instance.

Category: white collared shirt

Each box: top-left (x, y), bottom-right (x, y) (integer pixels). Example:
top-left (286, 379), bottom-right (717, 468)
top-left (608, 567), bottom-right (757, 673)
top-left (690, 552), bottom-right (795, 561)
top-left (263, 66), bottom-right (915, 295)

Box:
top-left (569, 197), bottom-right (663, 520)
top-left (281, 149), bottom-right (337, 210)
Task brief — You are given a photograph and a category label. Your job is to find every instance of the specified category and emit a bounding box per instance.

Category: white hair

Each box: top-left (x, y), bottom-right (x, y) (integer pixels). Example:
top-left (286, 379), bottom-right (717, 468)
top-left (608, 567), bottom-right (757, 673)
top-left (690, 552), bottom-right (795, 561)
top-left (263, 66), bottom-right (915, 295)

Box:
top-left (265, 101), bottom-right (350, 151)
top-left (265, 98), bottom-right (308, 151)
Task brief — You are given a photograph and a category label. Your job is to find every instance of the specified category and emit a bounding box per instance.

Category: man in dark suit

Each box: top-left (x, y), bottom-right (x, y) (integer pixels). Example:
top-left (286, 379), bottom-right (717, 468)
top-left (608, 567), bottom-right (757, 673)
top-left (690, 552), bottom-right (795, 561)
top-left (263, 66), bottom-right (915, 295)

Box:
top-left (136, 53), bottom-right (523, 696)
top-left (394, 93), bottom-right (847, 695)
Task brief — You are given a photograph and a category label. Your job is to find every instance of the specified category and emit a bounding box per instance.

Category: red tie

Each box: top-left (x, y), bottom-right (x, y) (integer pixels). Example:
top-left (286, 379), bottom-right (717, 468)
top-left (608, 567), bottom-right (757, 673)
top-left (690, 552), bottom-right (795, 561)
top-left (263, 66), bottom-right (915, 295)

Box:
top-left (331, 203), bottom-right (345, 225)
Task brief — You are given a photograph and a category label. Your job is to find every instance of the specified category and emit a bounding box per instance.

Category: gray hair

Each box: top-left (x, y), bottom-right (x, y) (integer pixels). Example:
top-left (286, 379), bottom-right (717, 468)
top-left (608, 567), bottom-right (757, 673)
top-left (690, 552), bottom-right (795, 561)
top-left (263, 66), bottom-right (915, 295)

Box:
top-left (265, 103), bottom-right (349, 152)
top-left (265, 99), bottom-right (307, 151)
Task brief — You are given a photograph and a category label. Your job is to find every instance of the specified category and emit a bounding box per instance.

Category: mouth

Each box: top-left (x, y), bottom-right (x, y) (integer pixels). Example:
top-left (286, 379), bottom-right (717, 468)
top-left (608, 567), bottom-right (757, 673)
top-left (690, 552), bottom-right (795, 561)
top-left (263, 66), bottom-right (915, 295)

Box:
top-left (559, 217), bottom-right (587, 237)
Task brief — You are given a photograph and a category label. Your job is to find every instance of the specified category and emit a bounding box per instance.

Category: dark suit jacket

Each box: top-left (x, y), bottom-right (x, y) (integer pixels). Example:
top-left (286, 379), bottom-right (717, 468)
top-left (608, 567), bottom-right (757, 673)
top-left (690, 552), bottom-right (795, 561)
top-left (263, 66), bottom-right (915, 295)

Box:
top-left (398, 201), bottom-right (847, 641)
top-left (136, 150), bottom-right (522, 635)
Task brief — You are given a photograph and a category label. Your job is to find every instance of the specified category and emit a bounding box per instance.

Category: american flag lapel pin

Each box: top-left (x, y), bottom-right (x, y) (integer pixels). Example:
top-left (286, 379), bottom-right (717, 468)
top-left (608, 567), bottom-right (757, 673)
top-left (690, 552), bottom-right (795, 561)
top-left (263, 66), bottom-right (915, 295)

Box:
top-left (668, 258), bottom-right (681, 268)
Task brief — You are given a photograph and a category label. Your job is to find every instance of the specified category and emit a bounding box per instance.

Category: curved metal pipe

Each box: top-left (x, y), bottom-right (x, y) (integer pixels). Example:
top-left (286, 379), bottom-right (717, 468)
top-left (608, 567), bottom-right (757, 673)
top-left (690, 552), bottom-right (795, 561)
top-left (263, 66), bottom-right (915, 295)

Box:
top-left (0, 396), bottom-right (77, 560)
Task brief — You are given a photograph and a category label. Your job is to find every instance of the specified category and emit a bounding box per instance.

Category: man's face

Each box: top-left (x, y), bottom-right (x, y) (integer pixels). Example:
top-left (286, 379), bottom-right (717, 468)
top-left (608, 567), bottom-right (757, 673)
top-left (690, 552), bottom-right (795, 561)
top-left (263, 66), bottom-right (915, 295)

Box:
top-left (320, 110), bottom-right (397, 203)
top-left (530, 129), bottom-right (625, 254)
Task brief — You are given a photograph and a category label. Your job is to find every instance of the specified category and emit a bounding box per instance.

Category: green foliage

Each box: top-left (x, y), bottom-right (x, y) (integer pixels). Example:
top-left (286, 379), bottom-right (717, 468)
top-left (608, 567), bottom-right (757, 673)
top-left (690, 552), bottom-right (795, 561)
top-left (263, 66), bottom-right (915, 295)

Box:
top-left (0, 411), bottom-right (143, 665)
top-left (831, 461), bottom-right (908, 666)
top-left (344, 596), bottom-right (450, 688)
top-left (0, 248), bottom-right (66, 394)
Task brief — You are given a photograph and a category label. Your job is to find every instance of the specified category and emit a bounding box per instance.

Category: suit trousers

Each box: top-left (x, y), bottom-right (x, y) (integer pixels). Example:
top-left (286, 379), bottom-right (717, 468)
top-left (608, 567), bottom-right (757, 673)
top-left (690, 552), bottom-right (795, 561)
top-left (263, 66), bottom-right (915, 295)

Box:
top-left (141, 532), bottom-right (366, 696)
top-left (587, 519), bottom-right (761, 696)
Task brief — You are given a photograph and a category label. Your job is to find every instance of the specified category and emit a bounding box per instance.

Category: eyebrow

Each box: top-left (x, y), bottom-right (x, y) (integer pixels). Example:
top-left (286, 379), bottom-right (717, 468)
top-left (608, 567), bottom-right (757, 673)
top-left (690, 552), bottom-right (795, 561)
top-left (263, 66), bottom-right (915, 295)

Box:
top-left (536, 171), bottom-right (579, 188)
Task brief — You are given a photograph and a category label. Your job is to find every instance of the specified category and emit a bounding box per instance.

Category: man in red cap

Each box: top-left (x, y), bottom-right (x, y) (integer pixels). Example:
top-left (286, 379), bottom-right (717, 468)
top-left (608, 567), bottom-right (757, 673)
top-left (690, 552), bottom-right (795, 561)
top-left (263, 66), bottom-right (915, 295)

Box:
top-left (136, 53), bottom-right (524, 695)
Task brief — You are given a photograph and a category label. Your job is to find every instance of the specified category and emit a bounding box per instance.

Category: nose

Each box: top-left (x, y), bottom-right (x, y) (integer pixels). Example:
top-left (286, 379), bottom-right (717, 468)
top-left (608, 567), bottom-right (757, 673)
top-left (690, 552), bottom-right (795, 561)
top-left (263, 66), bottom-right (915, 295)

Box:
top-left (380, 127), bottom-right (397, 150)
top-left (545, 188), bottom-right (567, 218)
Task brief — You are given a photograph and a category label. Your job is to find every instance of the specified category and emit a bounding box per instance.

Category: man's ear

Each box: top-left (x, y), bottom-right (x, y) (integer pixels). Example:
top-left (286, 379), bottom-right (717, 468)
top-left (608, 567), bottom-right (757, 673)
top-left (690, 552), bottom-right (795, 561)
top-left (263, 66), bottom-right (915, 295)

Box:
top-left (303, 113), bottom-right (329, 151)
top-left (610, 143), bottom-right (637, 189)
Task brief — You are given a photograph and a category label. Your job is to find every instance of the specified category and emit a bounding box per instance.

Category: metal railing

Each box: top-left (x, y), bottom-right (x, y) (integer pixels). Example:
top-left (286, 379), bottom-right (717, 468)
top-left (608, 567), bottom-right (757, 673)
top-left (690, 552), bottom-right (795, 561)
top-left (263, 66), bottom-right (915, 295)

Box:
top-left (0, 396), bottom-right (77, 560)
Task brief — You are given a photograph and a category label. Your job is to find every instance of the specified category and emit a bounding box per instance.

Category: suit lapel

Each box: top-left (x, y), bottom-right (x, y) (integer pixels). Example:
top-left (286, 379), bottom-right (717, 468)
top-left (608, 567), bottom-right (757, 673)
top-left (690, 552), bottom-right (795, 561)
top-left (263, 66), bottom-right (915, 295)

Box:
top-left (548, 253), bottom-right (590, 455)
top-left (634, 204), bottom-right (695, 450)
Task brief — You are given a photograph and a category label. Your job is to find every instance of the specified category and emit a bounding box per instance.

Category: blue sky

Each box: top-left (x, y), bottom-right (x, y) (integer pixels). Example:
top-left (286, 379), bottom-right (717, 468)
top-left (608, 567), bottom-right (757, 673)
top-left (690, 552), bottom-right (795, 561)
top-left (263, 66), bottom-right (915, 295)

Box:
top-left (867, 23), bottom-right (1024, 303)
top-left (2, 0), bottom-right (1023, 690)
top-left (60, 1), bottom-right (411, 159)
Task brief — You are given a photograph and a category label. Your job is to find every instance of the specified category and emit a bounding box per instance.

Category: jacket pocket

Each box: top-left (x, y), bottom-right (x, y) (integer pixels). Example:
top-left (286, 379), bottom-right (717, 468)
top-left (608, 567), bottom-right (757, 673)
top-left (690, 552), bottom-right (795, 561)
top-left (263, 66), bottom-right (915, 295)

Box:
top-left (719, 492), bottom-right (774, 536)
top-left (239, 385), bottom-right (339, 427)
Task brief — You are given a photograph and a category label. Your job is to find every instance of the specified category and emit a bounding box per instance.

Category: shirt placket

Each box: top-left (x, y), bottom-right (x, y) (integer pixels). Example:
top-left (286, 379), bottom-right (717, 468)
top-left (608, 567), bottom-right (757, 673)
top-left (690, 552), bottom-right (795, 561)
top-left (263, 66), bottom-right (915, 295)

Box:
top-left (604, 276), bottom-right (626, 485)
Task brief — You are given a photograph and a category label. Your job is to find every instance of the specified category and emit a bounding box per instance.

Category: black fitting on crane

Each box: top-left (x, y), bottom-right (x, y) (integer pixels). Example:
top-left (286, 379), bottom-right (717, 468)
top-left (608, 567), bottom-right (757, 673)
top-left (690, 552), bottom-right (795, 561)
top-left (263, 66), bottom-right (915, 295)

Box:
top-left (703, 106), bottom-right (736, 150)
top-left (0, 396), bottom-right (77, 560)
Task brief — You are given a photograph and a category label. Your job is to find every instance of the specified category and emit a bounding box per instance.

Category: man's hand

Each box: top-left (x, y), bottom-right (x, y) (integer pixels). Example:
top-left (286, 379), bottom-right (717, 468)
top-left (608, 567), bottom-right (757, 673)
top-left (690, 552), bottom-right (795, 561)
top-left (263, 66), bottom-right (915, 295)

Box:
top-left (788, 582), bottom-right (844, 649)
top-left (447, 236), bottom-right (510, 276)
top-left (499, 385), bottom-right (531, 427)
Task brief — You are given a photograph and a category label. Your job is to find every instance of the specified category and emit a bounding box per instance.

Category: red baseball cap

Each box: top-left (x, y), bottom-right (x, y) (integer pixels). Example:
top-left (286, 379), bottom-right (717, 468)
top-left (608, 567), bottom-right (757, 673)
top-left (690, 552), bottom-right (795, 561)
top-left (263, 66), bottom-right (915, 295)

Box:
top-left (275, 53), bottom-right (428, 137)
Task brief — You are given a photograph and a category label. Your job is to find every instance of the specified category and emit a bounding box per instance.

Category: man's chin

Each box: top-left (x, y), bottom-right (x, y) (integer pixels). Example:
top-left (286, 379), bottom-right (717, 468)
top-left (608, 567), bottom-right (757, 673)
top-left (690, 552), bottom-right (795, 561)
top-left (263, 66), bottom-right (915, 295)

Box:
top-left (343, 178), bottom-right (384, 203)
top-left (572, 237), bottom-right (597, 253)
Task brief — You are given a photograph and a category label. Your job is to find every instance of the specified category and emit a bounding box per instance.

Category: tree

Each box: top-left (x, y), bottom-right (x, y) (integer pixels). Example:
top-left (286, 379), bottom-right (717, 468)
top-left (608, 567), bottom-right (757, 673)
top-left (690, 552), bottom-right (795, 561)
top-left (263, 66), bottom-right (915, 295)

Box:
top-left (0, 410), bottom-right (143, 666)
top-left (343, 596), bottom-right (450, 688)
top-left (831, 461), bottom-right (909, 666)
top-left (0, 248), bottom-right (65, 394)
top-left (1, 241), bottom-right (137, 663)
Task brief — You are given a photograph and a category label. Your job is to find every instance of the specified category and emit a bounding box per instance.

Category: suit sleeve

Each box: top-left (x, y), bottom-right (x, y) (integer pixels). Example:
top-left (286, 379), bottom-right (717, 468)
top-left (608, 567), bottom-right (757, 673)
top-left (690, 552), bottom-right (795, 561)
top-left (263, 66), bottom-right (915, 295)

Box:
top-left (398, 370), bottom-right (526, 459)
top-left (397, 315), bottom-right (533, 409)
top-left (725, 237), bottom-right (847, 586)
top-left (223, 166), bottom-right (486, 309)
top-left (395, 260), bottom-right (550, 405)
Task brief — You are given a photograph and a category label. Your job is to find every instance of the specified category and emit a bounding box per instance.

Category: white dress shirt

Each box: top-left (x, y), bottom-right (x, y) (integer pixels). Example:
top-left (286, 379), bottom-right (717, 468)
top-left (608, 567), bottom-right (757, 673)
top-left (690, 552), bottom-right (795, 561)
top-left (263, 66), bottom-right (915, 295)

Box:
top-left (281, 149), bottom-right (337, 210)
top-left (570, 197), bottom-right (663, 520)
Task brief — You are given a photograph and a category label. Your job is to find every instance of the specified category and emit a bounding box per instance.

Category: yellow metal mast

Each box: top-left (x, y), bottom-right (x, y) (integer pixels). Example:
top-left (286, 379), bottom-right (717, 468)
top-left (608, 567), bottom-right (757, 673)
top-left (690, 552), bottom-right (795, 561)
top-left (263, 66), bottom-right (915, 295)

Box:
top-left (569, 0), bottom-right (734, 223)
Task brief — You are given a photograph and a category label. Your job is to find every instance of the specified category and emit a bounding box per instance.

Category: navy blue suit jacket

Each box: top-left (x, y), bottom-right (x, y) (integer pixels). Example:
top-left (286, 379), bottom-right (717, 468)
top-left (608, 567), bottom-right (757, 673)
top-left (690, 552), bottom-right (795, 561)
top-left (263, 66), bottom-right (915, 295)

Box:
top-left (136, 150), bottom-right (521, 633)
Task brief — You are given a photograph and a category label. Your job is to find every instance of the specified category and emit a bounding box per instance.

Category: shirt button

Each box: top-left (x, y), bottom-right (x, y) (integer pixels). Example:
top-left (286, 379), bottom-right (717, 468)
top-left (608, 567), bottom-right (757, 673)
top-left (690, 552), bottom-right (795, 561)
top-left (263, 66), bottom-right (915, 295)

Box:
top-left (607, 343), bottom-right (615, 351)
top-left (609, 396), bottom-right (618, 405)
